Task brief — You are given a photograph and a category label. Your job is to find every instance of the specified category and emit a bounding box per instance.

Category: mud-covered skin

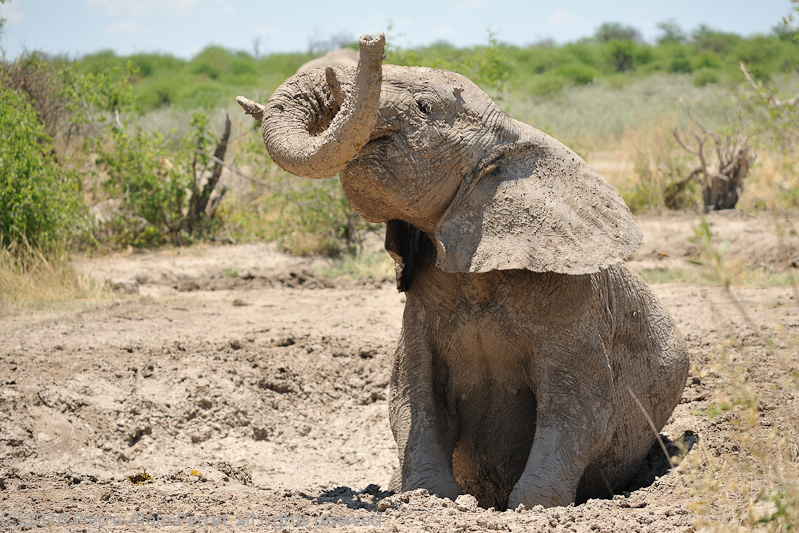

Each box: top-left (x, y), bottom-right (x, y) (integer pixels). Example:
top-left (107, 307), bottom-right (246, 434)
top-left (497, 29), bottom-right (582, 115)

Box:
top-left (389, 234), bottom-right (687, 509)
top-left (241, 34), bottom-right (689, 510)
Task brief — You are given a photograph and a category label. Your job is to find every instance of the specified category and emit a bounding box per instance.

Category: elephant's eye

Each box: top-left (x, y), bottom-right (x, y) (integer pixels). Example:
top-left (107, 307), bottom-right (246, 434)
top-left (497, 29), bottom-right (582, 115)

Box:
top-left (416, 99), bottom-right (433, 115)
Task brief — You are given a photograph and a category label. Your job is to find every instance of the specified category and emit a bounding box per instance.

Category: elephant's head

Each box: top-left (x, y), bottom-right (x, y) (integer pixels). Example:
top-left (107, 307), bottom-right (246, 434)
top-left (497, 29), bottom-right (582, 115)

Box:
top-left (238, 34), bottom-right (641, 283)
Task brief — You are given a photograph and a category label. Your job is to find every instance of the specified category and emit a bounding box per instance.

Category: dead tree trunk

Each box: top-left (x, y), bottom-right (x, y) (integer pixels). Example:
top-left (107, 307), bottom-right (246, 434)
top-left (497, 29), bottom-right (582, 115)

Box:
top-left (184, 113), bottom-right (231, 235)
top-left (702, 147), bottom-right (753, 210)
top-left (671, 108), bottom-right (755, 212)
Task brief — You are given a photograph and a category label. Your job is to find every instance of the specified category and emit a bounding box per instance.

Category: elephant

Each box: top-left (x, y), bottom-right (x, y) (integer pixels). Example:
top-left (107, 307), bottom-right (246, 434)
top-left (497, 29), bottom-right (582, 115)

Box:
top-left (237, 33), bottom-right (689, 510)
top-left (296, 47), bottom-right (358, 74)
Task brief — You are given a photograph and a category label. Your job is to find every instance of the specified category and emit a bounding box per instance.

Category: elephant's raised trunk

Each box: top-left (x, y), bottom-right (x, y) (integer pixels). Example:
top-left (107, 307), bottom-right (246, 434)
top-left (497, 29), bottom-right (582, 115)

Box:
top-left (237, 33), bottom-right (385, 179)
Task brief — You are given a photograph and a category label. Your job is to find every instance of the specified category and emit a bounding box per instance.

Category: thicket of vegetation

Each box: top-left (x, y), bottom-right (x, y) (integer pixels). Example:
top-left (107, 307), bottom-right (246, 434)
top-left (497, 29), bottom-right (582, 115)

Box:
top-left (55, 20), bottom-right (799, 111)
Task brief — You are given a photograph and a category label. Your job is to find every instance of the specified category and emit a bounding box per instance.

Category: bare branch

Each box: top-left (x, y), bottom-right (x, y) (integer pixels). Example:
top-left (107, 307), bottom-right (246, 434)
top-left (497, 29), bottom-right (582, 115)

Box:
top-left (740, 61), bottom-right (799, 108)
top-left (673, 128), bottom-right (699, 156)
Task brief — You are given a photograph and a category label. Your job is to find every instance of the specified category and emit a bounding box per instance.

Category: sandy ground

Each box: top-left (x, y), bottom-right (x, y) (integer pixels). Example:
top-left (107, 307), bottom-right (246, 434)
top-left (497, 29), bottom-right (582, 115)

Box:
top-left (1, 210), bottom-right (798, 531)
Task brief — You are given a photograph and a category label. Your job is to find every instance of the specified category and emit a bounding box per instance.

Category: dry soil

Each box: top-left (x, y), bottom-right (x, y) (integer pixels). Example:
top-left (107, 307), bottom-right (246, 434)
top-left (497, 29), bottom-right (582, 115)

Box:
top-left (1, 210), bottom-right (798, 532)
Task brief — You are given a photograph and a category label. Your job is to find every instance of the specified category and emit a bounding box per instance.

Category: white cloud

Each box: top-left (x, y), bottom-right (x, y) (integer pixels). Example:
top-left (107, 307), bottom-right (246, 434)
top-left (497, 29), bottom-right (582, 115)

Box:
top-left (104, 18), bottom-right (148, 36)
top-left (452, 0), bottom-right (488, 11)
top-left (0, 2), bottom-right (26, 24)
top-left (549, 8), bottom-right (577, 26)
top-left (431, 24), bottom-right (454, 40)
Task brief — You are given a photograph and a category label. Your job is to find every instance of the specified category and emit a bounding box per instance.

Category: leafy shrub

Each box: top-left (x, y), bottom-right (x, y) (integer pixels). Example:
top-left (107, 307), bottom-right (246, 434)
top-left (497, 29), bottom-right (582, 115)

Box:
top-left (73, 49), bottom-right (121, 75)
top-left (128, 53), bottom-right (184, 78)
top-left (607, 40), bottom-right (636, 72)
top-left (692, 68), bottom-right (719, 87)
top-left (594, 22), bottom-right (642, 43)
top-left (98, 112), bottom-right (229, 247)
top-left (667, 47), bottom-right (693, 74)
top-left (561, 42), bottom-right (603, 70)
top-left (529, 73), bottom-right (567, 97)
top-left (553, 63), bottom-right (597, 85)
top-left (0, 83), bottom-right (84, 254)
top-left (693, 50), bottom-right (721, 70)
top-left (692, 25), bottom-right (742, 55)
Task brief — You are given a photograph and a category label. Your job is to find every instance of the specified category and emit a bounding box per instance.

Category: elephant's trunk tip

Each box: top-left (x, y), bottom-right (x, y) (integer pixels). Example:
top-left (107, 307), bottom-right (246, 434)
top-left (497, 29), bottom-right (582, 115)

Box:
top-left (359, 32), bottom-right (386, 49)
top-left (236, 96), bottom-right (266, 121)
top-left (358, 33), bottom-right (386, 66)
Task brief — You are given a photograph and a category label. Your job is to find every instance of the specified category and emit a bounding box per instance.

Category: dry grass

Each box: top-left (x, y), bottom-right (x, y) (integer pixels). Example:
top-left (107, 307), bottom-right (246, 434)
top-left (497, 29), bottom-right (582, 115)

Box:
top-left (583, 118), bottom-right (799, 214)
top-left (683, 337), bottom-right (799, 531)
top-left (0, 245), bottom-right (106, 316)
top-left (673, 219), bottom-right (799, 531)
top-left (315, 249), bottom-right (395, 280)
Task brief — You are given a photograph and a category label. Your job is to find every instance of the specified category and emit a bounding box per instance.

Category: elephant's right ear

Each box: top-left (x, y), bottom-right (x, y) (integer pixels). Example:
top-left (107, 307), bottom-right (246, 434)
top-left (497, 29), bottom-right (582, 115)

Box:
top-left (434, 135), bottom-right (641, 275)
top-left (385, 219), bottom-right (422, 292)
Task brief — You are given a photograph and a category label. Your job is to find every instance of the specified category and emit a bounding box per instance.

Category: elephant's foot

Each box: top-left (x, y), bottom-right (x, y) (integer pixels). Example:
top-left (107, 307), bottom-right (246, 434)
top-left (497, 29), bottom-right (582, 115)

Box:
top-left (401, 462), bottom-right (461, 501)
top-left (508, 472), bottom-right (577, 509)
top-left (408, 477), bottom-right (462, 501)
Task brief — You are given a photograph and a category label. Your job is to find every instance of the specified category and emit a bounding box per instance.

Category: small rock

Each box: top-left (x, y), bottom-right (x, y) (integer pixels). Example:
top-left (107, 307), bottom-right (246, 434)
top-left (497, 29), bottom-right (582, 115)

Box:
top-left (177, 280), bottom-right (200, 292)
top-left (362, 484), bottom-right (381, 496)
top-left (107, 279), bottom-right (139, 295)
top-left (377, 500), bottom-right (393, 512)
top-left (359, 346), bottom-right (377, 359)
top-left (276, 336), bottom-right (295, 347)
top-left (455, 494), bottom-right (478, 512)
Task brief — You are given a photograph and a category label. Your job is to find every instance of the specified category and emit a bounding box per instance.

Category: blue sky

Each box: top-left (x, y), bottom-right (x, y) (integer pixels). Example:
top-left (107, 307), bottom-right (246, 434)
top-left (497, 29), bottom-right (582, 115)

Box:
top-left (1, 0), bottom-right (794, 60)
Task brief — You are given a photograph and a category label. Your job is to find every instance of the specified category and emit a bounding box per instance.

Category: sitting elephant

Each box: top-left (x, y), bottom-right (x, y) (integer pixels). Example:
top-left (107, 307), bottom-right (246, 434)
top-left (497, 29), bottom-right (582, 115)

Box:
top-left (238, 34), bottom-right (689, 510)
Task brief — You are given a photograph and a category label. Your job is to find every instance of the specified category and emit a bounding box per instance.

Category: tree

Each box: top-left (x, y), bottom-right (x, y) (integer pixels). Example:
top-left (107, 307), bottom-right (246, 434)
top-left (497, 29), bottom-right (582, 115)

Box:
top-left (594, 22), bottom-right (642, 43)
top-left (0, 83), bottom-right (84, 253)
top-left (670, 108), bottom-right (755, 211)
top-left (656, 19), bottom-right (686, 44)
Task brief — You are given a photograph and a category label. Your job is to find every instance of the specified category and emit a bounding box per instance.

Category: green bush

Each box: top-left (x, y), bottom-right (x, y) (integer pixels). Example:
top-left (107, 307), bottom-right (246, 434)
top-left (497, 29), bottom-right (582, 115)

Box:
top-left (0, 84), bottom-right (84, 254)
top-left (98, 112), bottom-right (227, 247)
top-left (693, 67), bottom-right (720, 86)
top-left (553, 62), bottom-right (597, 85)
top-left (562, 42), bottom-right (603, 70)
top-left (667, 47), bottom-right (693, 73)
top-left (692, 26), bottom-right (742, 55)
top-left (55, 26), bottom-right (799, 111)
top-left (529, 73), bottom-right (568, 97)
top-left (607, 40), bottom-right (636, 72)
top-left (128, 53), bottom-right (184, 78)
top-left (693, 50), bottom-right (721, 70)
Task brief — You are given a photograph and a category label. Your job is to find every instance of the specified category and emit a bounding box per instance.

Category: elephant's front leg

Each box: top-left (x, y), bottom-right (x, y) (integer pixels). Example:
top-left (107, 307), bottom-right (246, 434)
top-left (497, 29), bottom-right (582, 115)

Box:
top-left (389, 328), bottom-right (460, 499)
top-left (508, 347), bottom-right (614, 508)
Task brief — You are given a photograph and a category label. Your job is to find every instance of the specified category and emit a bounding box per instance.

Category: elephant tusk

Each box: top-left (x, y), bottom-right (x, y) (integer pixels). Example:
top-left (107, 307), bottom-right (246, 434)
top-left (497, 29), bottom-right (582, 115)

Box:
top-left (236, 96), bottom-right (266, 122)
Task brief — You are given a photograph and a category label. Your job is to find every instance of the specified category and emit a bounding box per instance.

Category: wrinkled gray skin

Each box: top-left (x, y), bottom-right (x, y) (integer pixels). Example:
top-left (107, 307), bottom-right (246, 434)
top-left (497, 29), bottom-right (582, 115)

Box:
top-left (238, 34), bottom-right (689, 510)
